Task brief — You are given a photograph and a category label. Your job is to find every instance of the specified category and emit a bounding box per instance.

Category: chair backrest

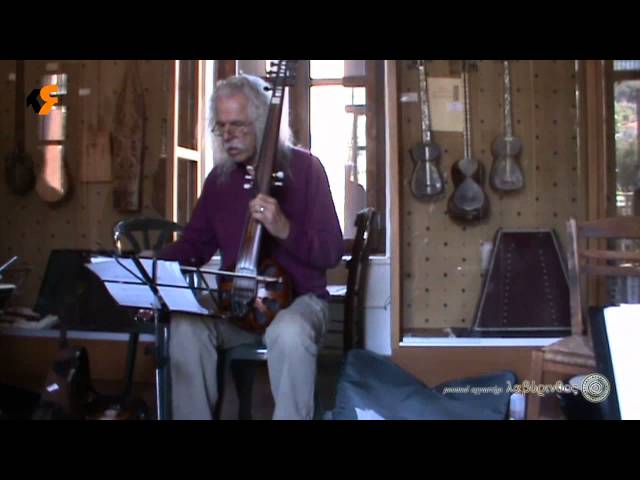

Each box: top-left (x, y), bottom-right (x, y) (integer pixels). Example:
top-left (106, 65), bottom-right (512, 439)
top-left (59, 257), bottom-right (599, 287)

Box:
top-left (567, 216), bottom-right (640, 337)
top-left (344, 207), bottom-right (377, 352)
top-left (113, 217), bottom-right (183, 254)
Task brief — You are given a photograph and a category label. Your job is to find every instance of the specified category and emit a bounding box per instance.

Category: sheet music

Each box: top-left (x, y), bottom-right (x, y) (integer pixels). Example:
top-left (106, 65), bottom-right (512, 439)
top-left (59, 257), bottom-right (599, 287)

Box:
top-left (87, 257), bottom-right (209, 315)
top-left (604, 304), bottom-right (640, 420)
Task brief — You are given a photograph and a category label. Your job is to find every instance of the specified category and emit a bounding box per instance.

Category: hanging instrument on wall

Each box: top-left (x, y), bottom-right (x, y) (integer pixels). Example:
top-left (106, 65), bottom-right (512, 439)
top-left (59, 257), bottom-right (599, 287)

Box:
top-left (5, 60), bottom-right (36, 196)
top-left (490, 60), bottom-right (524, 193)
top-left (112, 61), bottom-right (145, 213)
top-left (447, 61), bottom-right (489, 222)
top-left (35, 72), bottom-right (71, 203)
top-left (217, 60), bottom-right (296, 333)
top-left (410, 60), bottom-right (445, 200)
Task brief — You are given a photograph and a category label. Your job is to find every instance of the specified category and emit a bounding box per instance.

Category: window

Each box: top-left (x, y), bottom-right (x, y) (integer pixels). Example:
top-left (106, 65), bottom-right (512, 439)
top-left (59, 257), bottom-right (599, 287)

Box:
top-left (612, 61), bottom-right (640, 217)
top-left (284, 60), bottom-right (386, 254)
top-left (170, 60), bottom-right (214, 225)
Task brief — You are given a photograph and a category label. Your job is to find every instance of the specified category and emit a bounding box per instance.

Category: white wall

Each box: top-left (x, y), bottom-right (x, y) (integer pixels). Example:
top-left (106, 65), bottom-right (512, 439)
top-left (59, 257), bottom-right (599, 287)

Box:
top-left (363, 257), bottom-right (392, 355)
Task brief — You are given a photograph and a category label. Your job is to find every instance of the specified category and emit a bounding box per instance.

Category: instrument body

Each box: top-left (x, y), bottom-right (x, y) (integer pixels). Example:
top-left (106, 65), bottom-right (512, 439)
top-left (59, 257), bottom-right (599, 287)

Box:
top-left (410, 60), bottom-right (445, 200)
top-left (447, 61), bottom-right (490, 222)
top-left (219, 61), bottom-right (297, 333)
top-left (490, 60), bottom-right (524, 192)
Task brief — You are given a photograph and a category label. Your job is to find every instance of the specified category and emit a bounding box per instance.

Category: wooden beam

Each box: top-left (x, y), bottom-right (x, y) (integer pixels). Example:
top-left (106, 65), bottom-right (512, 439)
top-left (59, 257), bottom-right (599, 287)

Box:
top-left (216, 60), bottom-right (236, 81)
top-left (289, 61), bottom-right (310, 149)
top-left (386, 60), bottom-right (402, 354)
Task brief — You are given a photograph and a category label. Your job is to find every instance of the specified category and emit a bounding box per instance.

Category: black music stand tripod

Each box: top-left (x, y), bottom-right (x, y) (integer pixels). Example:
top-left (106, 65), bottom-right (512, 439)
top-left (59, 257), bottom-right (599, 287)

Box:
top-left (127, 256), bottom-right (173, 420)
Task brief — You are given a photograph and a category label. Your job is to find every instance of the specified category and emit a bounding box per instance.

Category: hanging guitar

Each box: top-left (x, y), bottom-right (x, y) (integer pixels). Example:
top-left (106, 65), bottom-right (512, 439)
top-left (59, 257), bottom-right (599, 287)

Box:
top-left (410, 60), bottom-right (444, 200)
top-left (217, 60), bottom-right (296, 333)
top-left (447, 60), bottom-right (490, 222)
top-left (490, 60), bottom-right (524, 192)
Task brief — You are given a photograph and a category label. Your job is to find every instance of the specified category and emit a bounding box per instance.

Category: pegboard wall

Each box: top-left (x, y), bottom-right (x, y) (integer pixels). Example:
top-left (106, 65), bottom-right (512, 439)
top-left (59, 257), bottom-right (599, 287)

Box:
top-left (398, 60), bottom-right (586, 334)
top-left (0, 60), bottom-right (171, 308)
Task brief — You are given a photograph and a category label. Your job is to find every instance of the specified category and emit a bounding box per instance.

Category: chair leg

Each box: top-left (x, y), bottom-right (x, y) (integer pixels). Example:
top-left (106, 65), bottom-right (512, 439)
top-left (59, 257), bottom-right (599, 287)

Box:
top-left (527, 350), bottom-right (544, 420)
top-left (232, 360), bottom-right (257, 420)
top-left (122, 331), bottom-right (139, 398)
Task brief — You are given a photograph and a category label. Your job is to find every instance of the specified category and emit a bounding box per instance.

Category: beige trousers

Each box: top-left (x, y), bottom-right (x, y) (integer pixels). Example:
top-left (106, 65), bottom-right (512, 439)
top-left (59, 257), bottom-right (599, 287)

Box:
top-left (169, 293), bottom-right (329, 420)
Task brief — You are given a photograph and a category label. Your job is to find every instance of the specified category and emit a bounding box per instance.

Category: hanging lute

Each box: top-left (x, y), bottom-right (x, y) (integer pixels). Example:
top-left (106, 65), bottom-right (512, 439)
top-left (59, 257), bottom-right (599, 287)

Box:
top-left (490, 60), bottom-right (524, 192)
top-left (410, 60), bottom-right (444, 200)
top-left (4, 60), bottom-right (36, 195)
top-left (447, 61), bottom-right (489, 222)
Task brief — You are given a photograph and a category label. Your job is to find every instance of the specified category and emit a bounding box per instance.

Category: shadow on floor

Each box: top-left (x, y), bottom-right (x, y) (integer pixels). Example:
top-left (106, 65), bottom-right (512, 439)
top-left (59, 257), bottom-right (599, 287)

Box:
top-left (219, 352), bottom-right (345, 420)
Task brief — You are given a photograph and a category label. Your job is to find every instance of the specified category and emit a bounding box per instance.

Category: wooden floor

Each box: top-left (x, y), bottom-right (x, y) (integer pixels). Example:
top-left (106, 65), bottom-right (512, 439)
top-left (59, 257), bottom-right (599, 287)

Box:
top-left (0, 352), bottom-right (345, 421)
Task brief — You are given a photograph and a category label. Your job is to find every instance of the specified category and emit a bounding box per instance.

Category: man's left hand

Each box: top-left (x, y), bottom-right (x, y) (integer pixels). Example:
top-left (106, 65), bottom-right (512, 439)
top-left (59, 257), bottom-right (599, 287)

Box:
top-left (249, 193), bottom-right (291, 240)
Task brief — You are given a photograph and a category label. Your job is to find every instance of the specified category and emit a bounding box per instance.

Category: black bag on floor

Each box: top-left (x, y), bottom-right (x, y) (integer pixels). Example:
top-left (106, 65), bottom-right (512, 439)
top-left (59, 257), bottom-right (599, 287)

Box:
top-left (330, 349), bottom-right (516, 420)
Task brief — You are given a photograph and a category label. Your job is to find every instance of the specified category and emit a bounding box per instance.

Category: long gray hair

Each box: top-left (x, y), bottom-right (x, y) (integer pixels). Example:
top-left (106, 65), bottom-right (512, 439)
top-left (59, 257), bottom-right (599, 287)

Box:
top-left (209, 73), bottom-right (293, 182)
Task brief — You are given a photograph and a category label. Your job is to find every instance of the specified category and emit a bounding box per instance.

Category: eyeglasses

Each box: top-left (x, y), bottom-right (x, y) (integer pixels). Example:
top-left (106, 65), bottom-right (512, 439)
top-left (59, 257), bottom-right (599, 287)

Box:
top-left (212, 121), bottom-right (253, 138)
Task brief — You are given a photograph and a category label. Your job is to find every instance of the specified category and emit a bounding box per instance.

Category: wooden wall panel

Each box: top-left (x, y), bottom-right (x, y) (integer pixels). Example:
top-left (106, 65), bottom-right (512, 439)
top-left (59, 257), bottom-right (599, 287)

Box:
top-left (397, 60), bottom-right (586, 334)
top-left (0, 60), bottom-right (171, 308)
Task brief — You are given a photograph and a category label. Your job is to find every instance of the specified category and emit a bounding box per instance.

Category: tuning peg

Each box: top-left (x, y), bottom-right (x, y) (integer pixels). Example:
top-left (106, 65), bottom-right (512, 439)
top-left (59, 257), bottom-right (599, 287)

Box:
top-left (273, 181), bottom-right (283, 187)
top-left (272, 171), bottom-right (284, 180)
top-left (244, 174), bottom-right (253, 180)
top-left (246, 165), bottom-right (255, 174)
top-left (243, 183), bottom-right (253, 189)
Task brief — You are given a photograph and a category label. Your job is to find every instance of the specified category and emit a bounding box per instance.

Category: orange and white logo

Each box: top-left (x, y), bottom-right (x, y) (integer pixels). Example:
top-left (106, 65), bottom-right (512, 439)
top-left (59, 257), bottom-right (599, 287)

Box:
top-left (26, 85), bottom-right (59, 115)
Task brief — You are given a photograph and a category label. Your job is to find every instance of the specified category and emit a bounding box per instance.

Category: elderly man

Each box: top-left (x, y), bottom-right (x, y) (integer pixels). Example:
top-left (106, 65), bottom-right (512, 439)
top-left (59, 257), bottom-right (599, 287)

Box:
top-left (158, 73), bottom-right (344, 420)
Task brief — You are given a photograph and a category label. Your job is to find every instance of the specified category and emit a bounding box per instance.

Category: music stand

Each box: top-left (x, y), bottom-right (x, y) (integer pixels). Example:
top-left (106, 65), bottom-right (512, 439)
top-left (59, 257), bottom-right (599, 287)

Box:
top-left (86, 255), bottom-right (211, 420)
top-left (590, 305), bottom-right (640, 420)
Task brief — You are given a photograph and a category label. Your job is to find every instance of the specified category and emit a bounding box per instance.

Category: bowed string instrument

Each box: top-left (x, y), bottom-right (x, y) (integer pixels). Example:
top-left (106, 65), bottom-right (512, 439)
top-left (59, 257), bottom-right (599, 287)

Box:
top-left (216, 60), bottom-right (297, 332)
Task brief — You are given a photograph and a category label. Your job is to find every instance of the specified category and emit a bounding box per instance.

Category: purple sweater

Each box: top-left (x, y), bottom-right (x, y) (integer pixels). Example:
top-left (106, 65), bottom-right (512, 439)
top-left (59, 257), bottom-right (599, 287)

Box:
top-left (159, 147), bottom-right (344, 301)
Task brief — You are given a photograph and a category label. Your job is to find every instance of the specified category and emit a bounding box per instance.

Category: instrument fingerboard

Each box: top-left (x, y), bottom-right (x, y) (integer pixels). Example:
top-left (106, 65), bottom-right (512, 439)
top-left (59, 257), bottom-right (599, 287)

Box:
top-left (417, 60), bottom-right (432, 144)
top-left (503, 60), bottom-right (514, 138)
top-left (462, 61), bottom-right (472, 159)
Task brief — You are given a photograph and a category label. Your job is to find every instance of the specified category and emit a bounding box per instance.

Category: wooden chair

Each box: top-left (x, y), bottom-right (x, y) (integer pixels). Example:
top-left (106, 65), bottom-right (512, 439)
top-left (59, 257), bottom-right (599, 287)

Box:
top-left (113, 217), bottom-right (183, 256)
top-left (527, 216), bottom-right (640, 419)
top-left (216, 207), bottom-right (378, 420)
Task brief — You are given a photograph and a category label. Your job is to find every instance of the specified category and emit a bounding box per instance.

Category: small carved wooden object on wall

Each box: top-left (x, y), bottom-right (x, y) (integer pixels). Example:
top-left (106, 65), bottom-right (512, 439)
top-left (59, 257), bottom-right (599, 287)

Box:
top-left (112, 61), bottom-right (145, 213)
top-left (81, 61), bottom-right (112, 183)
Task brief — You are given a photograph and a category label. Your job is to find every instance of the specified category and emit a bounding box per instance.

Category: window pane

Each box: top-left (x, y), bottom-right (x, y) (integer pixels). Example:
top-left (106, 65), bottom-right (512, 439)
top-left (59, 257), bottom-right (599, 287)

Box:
top-left (614, 60), bottom-right (640, 72)
top-left (177, 158), bottom-right (198, 226)
top-left (310, 85), bottom-right (367, 237)
top-left (178, 60), bottom-right (199, 150)
top-left (310, 60), bottom-right (344, 80)
top-left (614, 79), bottom-right (640, 217)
